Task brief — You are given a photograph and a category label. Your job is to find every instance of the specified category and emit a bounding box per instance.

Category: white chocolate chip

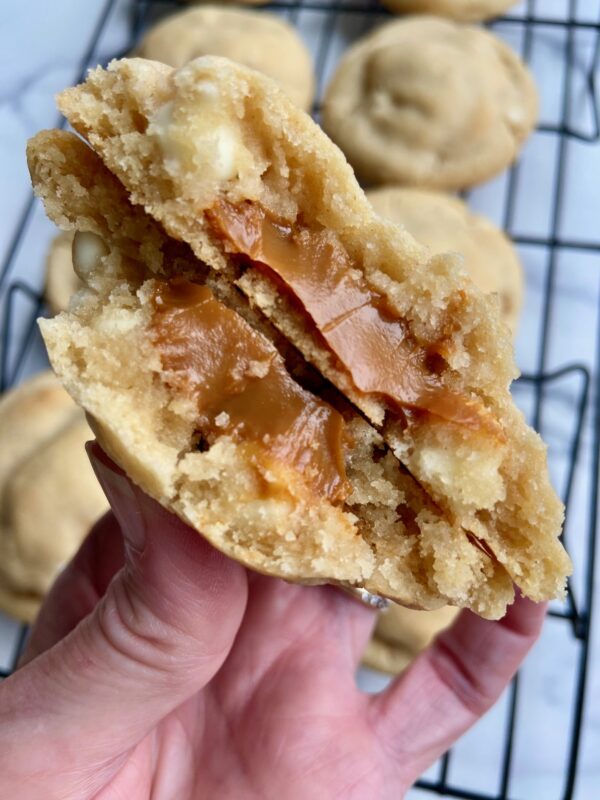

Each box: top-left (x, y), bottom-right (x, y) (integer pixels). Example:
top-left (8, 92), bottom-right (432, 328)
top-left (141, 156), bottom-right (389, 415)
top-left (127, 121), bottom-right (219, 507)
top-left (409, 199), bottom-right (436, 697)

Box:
top-left (148, 88), bottom-right (254, 183)
top-left (72, 231), bottom-right (109, 282)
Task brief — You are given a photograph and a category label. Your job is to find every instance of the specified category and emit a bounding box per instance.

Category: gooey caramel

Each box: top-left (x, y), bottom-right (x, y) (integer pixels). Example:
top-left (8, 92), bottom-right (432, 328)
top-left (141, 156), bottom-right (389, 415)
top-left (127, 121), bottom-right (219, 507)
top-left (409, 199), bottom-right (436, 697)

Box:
top-left (209, 201), bottom-right (499, 433)
top-left (151, 279), bottom-right (349, 502)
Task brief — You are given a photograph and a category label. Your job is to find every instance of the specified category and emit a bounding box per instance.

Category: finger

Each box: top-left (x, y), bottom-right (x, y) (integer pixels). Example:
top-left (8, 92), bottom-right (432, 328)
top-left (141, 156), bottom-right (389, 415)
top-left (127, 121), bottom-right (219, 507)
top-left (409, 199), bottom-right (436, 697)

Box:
top-left (0, 443), bottom-right (247, 796)
top-left (245, 577), bottom-right (377, 670)
top-left (215, 575), bottom-right (377, 716)
top-left (21, 511), bottom-right (125, 665)
top-left (369, 594), bottom-right (546, 786)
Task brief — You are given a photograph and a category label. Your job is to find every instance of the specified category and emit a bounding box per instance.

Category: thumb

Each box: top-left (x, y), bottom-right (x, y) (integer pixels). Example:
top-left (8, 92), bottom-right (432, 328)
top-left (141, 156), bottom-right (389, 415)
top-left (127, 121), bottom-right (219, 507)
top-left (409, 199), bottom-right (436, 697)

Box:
top-left (0, 443), bottom-right (247, 794)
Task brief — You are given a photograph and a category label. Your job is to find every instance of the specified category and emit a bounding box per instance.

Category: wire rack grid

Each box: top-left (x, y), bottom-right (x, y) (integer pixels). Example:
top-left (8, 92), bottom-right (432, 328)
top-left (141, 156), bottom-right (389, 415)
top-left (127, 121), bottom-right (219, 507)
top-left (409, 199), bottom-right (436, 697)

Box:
top-left (0, 1), bottom-right (599, 799)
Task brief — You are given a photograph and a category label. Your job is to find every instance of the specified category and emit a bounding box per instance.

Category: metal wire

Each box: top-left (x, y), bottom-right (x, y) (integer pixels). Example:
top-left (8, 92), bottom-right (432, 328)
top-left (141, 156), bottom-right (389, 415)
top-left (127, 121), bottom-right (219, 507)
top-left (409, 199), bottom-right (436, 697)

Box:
top-left (0, 1), bottom-right (598, 798)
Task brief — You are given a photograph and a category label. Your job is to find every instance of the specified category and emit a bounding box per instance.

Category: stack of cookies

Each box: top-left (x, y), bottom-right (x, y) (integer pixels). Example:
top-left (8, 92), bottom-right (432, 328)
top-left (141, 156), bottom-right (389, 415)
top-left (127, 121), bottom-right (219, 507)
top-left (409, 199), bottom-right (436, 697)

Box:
top-left (26, 51), bottom-right (568, 621)
top-left (7, 4), bottom-right (560, 681)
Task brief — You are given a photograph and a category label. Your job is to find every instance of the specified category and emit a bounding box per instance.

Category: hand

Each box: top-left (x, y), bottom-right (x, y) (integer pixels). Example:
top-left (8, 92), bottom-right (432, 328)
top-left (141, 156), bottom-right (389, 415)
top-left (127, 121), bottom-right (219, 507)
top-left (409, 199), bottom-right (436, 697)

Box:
top-left (0, 443), bottom-right (546, 800)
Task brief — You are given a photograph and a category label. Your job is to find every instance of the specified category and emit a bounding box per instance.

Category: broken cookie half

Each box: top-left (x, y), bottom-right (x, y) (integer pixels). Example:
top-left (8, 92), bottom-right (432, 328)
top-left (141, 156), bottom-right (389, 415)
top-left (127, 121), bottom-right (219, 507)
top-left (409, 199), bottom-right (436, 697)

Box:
top-left (27, 56), bottom-right (570, 619)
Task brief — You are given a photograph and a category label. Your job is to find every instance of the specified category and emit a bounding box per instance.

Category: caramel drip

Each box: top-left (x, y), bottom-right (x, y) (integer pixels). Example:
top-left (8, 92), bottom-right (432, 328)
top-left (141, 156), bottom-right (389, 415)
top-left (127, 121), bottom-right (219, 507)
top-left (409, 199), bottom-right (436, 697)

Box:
top-left (151, 279), bottom-right (350, 502)
top-left (209, 201), bottom-right (500, 434)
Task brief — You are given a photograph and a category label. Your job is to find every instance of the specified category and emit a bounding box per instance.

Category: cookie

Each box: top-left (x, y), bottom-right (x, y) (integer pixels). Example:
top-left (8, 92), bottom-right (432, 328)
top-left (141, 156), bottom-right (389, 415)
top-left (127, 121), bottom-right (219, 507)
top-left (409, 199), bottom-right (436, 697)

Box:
top-left (380, 0), bottom-right (518, 22)
top-left (363, 605), bottom-right (459, 674)
top-left (44, 230), bottom-right (84, 314)
top-left (136, 6), bottom-right (314, 110)
top-left (27, 57), bottom-right (569, 619)
top-left (321, 18), bottom-right (538, 190)
top-left (0, 371), bottom-right (109, 622)
top-left (366, 188), bottom-right (523, 334)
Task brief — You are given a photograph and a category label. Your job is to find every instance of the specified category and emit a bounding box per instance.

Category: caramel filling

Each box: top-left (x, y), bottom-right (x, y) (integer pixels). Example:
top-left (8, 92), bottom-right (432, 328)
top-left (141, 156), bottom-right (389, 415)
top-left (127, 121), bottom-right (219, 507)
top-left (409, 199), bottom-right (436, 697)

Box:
top-left (151, 279), bottom-right (350, 502)
top-left (209, 202), bottom-right (499, 434)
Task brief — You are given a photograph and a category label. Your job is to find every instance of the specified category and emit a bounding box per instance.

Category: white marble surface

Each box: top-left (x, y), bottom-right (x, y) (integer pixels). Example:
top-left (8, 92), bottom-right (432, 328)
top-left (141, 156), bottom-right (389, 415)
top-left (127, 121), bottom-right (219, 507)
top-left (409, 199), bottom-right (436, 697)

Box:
top-left (1, 1), bottom-right (599, 798)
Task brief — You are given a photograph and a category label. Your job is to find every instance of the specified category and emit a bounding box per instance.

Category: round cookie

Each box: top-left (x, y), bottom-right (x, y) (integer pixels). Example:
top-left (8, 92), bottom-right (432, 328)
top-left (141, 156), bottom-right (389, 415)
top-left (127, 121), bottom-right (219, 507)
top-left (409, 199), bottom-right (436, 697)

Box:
top-left (136, 6), bottom-right (315, 111)
top-left (45, 230), bottom-right (82, 315)
top-left (363, 605), bottom-right (459, 674)
top-left (380, 0), bottom-right (518, 22)
top-left (367, 188), bottom-right (523, 334)
top-left (321, 17), bottom-right (538, 190)
top-left (0, 371), bottom-right (109, 623)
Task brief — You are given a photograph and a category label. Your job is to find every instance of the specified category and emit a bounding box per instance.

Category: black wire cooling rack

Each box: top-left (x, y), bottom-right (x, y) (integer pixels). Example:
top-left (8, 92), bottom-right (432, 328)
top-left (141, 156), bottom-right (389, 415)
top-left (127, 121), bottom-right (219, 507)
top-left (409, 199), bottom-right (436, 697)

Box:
top-left (0, 1), bottom-right (599, 798)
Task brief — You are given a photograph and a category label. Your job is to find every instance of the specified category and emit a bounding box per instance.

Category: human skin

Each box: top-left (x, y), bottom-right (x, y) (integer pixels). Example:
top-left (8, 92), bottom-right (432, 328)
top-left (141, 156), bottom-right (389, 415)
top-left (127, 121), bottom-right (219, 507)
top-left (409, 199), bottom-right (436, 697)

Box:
top-left (0, 442), bottom-right (546, 799)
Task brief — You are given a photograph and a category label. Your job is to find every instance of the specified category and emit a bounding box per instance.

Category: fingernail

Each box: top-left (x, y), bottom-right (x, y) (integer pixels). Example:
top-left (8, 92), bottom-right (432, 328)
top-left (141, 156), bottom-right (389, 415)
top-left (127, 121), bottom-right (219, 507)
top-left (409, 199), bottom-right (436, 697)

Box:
top-left (87, 441), bottom-right (146, 554)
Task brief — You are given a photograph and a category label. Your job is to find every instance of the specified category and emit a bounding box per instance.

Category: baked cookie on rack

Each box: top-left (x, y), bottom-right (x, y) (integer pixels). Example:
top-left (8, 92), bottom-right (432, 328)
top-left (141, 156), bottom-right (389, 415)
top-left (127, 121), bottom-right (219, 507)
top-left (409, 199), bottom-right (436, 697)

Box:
top-left (367, 188), bottom-right (523, 334)
top-left (136, 5), bottom-right (315, 110)
top-left (380, 0), bottom-right (518, 22)
top-left (27, 56), bottom-right (569, 619)
top-left (0, 371), bottom-right (108, 622)
top-left (363, 605), bottom-right (459, 674)
top-left (321, 17), bottom-right (537, 189)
